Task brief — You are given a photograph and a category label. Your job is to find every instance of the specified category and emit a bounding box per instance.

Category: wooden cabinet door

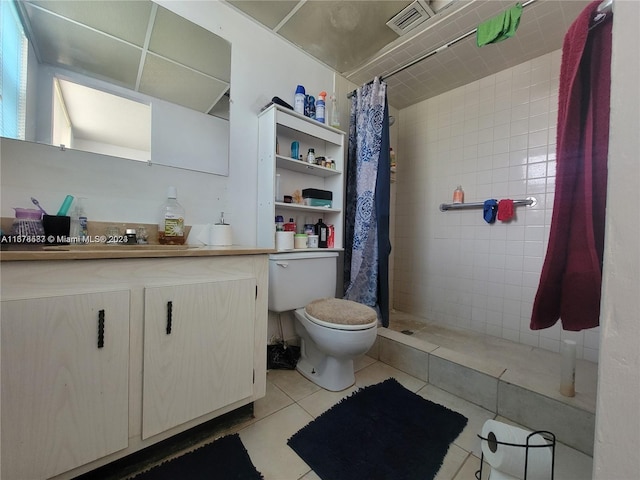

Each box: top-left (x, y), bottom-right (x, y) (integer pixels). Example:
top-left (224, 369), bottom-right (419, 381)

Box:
top-left (1, 291), bottom-right (130, 480)
top-left (142, 278), bottom-right (256, 439)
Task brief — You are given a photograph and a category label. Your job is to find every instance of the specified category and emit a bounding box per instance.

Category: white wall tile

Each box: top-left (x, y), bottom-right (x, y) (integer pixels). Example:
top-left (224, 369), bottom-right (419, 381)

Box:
top-left (394, 50), bottom-right (598, 360)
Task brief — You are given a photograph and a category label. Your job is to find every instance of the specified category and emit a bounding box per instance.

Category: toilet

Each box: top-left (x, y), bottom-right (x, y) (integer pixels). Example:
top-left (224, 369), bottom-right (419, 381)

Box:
top-left (268, 252), bottom-right (378, 391)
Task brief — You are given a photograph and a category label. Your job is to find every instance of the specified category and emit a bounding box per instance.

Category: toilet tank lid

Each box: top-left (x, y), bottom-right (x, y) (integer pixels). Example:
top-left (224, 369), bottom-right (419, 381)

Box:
top-left (269, 251), bottom-right (338, 261)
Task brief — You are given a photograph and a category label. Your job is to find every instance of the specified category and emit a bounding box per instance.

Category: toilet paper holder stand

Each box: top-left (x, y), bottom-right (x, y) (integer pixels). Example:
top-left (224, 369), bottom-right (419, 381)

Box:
top-left (475, 430), bottom-right (556, 480)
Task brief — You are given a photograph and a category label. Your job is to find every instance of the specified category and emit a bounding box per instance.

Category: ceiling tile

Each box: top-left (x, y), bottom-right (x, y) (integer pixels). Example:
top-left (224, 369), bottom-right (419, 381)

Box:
top-left (29, 0), bottom-right (152, 47)
top-left (23, 2), bottom-right (141, 89)
top-left (139, 53), bottom-right (229, 113)
top-left (226, 0), bottom-right (299, 29)
top-left (276, 1), bottom-right (411, 73)
top-left (149, 6), bottom-right (231, 82)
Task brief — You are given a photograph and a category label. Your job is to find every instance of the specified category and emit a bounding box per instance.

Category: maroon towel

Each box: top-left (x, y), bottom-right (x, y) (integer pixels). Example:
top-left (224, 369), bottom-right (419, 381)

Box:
top-left (497, 199), bottom-right (514, 222)
top-left (530, 1), bottom-right (611, 331)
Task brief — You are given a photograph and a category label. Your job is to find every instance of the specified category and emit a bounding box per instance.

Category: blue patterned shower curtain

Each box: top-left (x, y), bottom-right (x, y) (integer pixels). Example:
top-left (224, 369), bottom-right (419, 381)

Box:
top-left (344, 78), bottom-right (391, 327)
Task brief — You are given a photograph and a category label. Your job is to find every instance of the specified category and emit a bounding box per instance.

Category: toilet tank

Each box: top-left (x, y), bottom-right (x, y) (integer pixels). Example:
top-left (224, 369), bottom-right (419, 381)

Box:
top-left (268, 251), bottom-right (338, 312)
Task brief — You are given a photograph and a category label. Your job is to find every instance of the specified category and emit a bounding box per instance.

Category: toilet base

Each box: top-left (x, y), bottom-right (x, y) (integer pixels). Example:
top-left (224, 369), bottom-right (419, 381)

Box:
top-left (296, 348), bottom-right (355, 392)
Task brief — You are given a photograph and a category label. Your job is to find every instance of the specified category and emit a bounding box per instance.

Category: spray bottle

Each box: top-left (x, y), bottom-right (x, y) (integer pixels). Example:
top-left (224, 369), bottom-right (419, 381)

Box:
top-left (316, 91), bottom-right (327, 124)
top-left (294, 85), bottom-right (305, 114)
top-left (330, 93), bottom-right (340, 128)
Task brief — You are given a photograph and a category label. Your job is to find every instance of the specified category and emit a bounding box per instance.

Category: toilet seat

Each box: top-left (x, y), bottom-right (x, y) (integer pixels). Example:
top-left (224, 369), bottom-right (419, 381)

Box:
top-left (304, 298), bottom-right (378, 331)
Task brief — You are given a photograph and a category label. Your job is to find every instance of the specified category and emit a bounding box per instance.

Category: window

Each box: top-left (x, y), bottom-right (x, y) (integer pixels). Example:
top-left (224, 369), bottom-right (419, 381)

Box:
top-left (1, 0), bottom-right (28, 139)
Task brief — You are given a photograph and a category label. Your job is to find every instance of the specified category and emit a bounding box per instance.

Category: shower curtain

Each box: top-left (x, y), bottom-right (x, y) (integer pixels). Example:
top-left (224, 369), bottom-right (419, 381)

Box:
top-left (343, 77), bottom-right (391, 327)
top-left (530, 0), bottom-right (612, 331)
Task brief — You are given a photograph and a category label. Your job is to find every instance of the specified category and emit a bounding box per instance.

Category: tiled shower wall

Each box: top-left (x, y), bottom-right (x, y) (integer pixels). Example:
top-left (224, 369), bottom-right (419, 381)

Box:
top-left (394, 50), bottom-right (600, 362)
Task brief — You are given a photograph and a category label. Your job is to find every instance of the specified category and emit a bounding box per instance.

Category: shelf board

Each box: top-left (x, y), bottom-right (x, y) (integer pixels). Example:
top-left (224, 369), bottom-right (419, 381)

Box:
top-left (275, 202), bottom-right (341, 213)
top-left (275, 155), bottom-right (342, 177)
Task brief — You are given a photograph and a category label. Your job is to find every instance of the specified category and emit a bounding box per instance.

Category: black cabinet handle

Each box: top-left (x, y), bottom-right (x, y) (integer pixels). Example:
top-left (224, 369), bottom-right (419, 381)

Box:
top-left (166, 301), bottom-right (173, 335)
top-left (97, 309), bottom-right (105, 348)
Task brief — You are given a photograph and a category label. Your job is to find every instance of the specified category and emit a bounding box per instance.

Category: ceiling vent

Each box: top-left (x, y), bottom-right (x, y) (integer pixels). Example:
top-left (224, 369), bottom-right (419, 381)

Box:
top-left (386, 0), bottom-right (434, 36)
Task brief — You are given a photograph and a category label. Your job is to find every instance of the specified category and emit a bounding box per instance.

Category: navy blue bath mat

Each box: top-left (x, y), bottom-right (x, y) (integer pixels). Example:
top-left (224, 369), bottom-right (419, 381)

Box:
top-left (288, 378), bottom-right (468, 480)
top-left (132, 433), bottom-right (262, 480)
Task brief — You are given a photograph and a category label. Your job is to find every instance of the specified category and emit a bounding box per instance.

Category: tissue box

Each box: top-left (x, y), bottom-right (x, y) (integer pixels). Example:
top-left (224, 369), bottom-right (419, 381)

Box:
top-left (302, 188), bottom-right (332, 208)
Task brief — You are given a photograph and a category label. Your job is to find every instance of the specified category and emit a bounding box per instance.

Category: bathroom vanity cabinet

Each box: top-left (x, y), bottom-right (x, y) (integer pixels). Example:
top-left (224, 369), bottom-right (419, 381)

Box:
top-left (1, 290), bottom-right (131, 480)
top-left (257, 104), bottom-right (346, 249)
top-left (142, 277), bottom-right (256, 439)
top-left (0, 253), bottom-right (268, 480)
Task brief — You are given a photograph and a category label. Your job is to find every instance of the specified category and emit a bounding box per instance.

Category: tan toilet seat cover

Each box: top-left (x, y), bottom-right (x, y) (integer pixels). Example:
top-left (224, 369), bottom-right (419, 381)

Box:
top-left (305, 298), bottom-right (378, 326)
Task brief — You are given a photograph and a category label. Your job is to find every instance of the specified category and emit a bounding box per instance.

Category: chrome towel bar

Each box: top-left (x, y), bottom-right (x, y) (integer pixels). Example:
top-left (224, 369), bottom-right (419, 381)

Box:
top-left (439, 197), bottom-right (537, 212)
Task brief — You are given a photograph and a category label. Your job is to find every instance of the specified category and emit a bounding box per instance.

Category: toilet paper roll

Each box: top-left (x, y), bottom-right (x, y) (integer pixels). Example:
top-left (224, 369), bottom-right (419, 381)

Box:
top-left (480, 420), bottom-right (553, 480)
top-left (210, 224), bottom-right (232, 246)
top-left (488, 467), bottom-right (519, 480)
top-left (275, 231), bottom-right (294, 251)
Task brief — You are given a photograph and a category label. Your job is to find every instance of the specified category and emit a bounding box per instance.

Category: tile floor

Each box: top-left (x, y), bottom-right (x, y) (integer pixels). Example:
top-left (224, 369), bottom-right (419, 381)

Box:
top-left (236, 357), bottom-right (593, 480)
top-left (129, 311), bottom-right (595, 479)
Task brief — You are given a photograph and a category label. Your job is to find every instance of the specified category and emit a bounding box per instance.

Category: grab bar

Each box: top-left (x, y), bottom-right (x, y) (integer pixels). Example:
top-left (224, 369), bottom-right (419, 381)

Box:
top-left (440, 197), bottom-right (537, 212)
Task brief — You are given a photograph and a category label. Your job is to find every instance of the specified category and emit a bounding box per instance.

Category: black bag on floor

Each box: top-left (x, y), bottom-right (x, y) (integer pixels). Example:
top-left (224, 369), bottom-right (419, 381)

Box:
top-left (267, 342), bottom-right (300, 370)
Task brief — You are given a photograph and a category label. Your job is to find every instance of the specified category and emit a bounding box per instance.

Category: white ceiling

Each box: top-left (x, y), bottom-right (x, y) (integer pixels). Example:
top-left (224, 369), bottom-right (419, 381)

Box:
top-left (225, 0), bottom-right (592, 109)
top-left (56, 79), bottom-right (151, 152)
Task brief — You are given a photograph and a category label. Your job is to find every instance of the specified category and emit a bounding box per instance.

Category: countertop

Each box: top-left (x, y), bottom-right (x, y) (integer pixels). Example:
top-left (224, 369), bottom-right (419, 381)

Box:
top-left (0, 244), bottom-right (274, 261)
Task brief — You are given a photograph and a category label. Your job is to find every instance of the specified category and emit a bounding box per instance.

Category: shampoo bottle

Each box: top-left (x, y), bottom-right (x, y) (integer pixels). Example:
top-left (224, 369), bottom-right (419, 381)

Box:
top-left (158, 186), bottom-right (186, 245)
top-left (316, 91), bottom-right (327, 124)
top-left (315, 218), bottom-right (328, 248)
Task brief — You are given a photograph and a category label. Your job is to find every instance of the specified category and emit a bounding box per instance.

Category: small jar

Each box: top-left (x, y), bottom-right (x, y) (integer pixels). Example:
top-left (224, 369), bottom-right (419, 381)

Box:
top-left (136, 226), bottom-right (149, 244)
top-left (294, 234), bottom-right (308, 249)
top-left (307, 148), bottom-right (315, 164)
top-left (125, 228), bottom-right (137, 245)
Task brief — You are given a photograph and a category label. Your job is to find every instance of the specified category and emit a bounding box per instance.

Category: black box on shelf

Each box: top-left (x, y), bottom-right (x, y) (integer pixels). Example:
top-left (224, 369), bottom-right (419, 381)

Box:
top-left (302, 188), bottom-right (332, 201)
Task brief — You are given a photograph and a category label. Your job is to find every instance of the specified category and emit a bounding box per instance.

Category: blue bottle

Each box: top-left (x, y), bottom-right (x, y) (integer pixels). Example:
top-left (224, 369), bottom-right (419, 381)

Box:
top-left (315, 91), bottom-right (326, 123)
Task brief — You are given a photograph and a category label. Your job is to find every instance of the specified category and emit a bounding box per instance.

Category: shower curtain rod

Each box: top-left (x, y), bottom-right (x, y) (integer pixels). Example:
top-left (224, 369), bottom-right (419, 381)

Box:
top-left (349, 0), bottom-right (564, 99)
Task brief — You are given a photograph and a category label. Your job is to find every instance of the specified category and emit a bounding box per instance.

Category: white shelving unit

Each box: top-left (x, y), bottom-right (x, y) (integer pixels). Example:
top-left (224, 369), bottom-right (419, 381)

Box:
top-left (257, 104), bottom-right (346, 250)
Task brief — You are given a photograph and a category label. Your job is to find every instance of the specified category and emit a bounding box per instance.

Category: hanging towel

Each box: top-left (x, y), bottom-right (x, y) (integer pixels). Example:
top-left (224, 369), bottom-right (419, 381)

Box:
top-left (530, 0), bottom-right (612, 331)
top-left (497, 199), bottom-right (514, 222)
top-left (476, 3), bottom-right (523, 47)
top-left (483, 199), bottom-right (498, 223)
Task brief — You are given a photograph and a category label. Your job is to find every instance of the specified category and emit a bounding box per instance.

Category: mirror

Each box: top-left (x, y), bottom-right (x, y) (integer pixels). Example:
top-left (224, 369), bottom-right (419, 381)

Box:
top-left (2, 0), bottom-right (231, 175)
